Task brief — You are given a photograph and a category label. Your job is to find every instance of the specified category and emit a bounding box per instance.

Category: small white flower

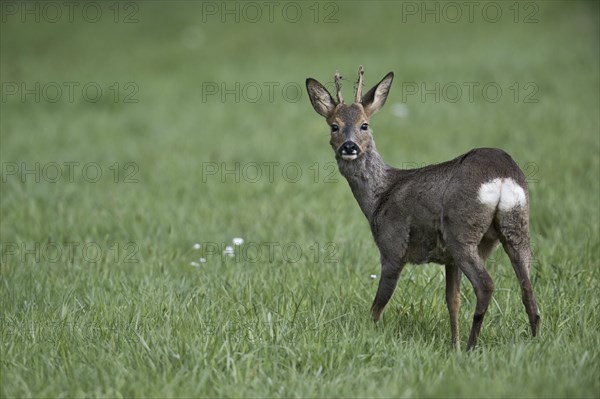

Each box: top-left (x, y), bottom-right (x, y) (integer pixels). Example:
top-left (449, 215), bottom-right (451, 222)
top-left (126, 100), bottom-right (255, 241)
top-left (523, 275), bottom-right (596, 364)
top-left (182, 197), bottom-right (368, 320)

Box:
top-left (224, 246), bottom-right (235, 257)
top-left (232, 237), bottom-right (244, 246)
top-left (199, 258), bottom-right (207, 263)
top-left (193, 243), bottom-right (201, 250)
top-left (190, 261), bottom-right (200, 267)
top-left (370, 274), bottom-right (377, 280)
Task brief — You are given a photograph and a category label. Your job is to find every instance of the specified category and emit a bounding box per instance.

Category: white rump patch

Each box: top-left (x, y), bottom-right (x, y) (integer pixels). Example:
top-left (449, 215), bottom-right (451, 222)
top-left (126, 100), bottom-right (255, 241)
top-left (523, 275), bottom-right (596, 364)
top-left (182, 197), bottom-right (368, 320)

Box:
top-left (478, 179), bottom-right (502, 207)
top-left (498, 178), bottom-right (527, 210)
top-left (478, 178), bottom-right (526, 211)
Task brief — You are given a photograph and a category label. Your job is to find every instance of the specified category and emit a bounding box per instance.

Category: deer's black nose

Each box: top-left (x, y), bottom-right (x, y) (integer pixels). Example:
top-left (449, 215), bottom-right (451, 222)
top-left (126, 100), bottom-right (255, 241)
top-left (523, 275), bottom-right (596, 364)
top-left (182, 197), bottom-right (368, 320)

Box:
top-left (339, 141), bottom-right (360, 157)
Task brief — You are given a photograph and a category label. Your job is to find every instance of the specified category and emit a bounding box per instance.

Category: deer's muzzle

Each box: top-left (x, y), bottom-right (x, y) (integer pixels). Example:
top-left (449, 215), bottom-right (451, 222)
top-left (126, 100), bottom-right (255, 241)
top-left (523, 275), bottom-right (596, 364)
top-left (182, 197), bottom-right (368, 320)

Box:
top-left (339, 141), bottom-right (360, 161)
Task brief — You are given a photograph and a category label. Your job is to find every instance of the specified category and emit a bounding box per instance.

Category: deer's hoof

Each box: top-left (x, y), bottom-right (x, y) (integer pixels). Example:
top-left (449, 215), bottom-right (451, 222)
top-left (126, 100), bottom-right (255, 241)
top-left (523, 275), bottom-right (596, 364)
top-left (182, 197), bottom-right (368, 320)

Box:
top-left (531, 314), bottom-right (540, 337)
top-left (371, 308), bottom-right (383, 323)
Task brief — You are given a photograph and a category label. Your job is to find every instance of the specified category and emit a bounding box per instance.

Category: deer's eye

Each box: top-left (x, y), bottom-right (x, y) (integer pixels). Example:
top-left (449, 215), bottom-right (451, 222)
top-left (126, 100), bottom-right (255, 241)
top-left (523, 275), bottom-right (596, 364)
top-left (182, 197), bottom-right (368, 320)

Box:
top-left (330, 124), bottom-right (339, 133)
top-left (361, 123), bottom-right (369, 131)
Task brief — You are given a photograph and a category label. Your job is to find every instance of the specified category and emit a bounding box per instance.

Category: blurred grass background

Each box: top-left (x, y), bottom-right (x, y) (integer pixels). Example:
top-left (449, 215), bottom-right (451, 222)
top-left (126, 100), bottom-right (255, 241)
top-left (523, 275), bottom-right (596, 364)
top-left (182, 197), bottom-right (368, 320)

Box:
top-left (1, 1), bottom-right (599, 398)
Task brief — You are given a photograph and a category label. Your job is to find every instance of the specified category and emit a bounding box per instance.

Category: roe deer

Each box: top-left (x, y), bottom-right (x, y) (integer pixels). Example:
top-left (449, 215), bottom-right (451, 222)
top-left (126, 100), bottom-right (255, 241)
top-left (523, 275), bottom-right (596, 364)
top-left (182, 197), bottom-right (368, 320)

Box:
top-left (305, 66), bottom-right (540, 350)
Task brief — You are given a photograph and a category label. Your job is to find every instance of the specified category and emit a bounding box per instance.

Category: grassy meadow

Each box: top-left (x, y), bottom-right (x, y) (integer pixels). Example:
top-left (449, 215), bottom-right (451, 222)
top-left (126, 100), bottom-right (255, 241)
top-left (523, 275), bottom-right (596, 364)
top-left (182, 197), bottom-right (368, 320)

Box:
top-left (1, 1), bottom-right (599, 397)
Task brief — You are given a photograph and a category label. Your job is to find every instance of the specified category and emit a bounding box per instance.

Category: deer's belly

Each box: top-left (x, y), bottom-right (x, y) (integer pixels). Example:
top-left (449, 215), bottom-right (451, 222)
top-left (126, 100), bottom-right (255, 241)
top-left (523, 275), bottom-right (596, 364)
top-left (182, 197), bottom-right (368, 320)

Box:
top-left (403, 228), bottom-right (451, 265)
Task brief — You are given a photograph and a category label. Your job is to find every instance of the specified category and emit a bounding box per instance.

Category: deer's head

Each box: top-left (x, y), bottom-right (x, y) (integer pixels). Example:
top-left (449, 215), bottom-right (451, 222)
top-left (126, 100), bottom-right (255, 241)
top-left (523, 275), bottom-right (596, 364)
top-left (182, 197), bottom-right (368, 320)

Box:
top-left (306, 66), bottom-right (394, 161)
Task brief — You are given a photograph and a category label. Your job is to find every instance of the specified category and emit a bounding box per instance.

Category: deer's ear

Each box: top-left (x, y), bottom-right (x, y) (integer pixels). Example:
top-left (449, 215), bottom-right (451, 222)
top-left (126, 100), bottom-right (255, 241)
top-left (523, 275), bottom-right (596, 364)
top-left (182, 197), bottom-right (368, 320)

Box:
top-left (306, 78), bottom-right (337, 118)
top-left (362, 72), bottom-right (394, 117)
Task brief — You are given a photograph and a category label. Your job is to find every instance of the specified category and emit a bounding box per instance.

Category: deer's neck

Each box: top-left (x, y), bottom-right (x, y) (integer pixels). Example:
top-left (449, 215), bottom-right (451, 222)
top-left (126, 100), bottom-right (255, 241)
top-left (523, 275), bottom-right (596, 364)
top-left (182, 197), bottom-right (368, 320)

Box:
top-left (337, 145), bottom-right (391, 221)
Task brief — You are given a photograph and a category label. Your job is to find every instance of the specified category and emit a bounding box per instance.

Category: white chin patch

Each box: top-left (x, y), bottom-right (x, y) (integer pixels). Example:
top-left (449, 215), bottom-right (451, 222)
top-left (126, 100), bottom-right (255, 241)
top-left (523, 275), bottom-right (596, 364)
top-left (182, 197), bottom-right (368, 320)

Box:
top-left (341, 154), bottom-right (358, 161)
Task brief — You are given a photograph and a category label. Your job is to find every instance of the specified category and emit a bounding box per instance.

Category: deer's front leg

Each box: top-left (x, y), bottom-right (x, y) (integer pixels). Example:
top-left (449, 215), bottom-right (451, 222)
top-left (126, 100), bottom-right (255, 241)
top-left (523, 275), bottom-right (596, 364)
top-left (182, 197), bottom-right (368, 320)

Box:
top-left (371, 256), bottom-right (405, 323)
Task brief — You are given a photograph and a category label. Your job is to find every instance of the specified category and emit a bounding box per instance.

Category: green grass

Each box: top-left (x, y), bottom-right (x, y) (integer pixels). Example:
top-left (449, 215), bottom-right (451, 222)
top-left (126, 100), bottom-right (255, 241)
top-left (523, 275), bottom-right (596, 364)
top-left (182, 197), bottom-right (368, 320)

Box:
top-left (1, 1), bottom-right (599, 398)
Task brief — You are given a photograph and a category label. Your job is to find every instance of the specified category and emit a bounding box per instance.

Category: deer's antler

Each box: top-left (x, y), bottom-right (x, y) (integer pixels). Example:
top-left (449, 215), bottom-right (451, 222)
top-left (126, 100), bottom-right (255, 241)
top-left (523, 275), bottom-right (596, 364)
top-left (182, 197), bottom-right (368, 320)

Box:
top-left (334, 71), bottom-right (344, 104)
top-left (355, 65), bottom-right (364, 103)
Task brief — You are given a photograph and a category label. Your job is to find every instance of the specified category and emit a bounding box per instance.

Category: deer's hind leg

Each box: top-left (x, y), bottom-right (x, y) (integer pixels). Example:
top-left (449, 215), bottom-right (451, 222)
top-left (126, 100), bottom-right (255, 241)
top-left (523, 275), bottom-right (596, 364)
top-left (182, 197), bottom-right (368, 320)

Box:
top-left (495, 208), bottom-right (540, 337)
top-left (443, 229), bottom-right (500, 350)
top-left (443, 202), bottom-right (497, 350)
top-left (445, 263), bottom-right (462, 349)
top-left (445, 244), bottom-right (494, 350)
